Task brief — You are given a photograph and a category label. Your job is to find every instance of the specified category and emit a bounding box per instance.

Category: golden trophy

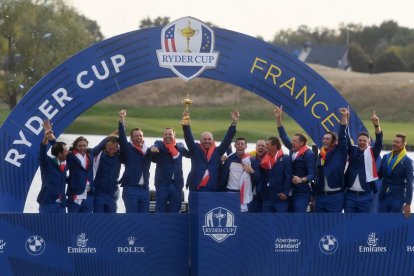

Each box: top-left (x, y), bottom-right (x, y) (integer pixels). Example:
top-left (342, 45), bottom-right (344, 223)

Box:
top-left (181, 94), bottom-right (193, 125)
top-left (180, 20), bottom-right (199, 53)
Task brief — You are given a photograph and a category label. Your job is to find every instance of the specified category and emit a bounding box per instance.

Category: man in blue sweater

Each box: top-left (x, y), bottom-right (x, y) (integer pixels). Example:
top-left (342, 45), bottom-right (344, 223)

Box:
top-left (378, 133), bottom-right (413, 218)
top-left (150, 128), bottom-right (190, 213)
top-left (344, 111), bottom-right (382, 212)
top-left (37, 120), bottom-right (68, 213)
top-left (182, 109), bottom-right (239, 192)
top-left (314, 107), bottom-right (349, 213)
top-left (92, 135), bottom-right (122, 213)
top-left (118, 109), bottom-right (151, 213)
top-left (274, 106), bottom-right (315, 212)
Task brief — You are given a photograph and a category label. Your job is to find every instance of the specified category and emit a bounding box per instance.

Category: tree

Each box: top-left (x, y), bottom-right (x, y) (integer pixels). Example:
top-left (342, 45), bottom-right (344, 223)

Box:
top-left (0, 0), bottom-right (103, 109)
top-left (139, 16), bottom-right (170, 29)
top-left (374, 50), bottom-right (406, 73)
top-left (348, 43), bottom-right (371, 72)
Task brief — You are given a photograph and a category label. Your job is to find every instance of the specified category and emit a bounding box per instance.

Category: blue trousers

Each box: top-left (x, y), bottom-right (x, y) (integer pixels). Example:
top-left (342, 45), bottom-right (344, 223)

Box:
top-left (67, 195), bottom-right (94, 213)
top-left (315, 192), bottom-right (344, 213)
top-left (122, 186), bottom-right (149, 213)
top-left (155, 184), bottom-right (183, 213)
top-left (39, 202), bottom-right (66, 213)
top-left (378, 194), bottom-right (405, 213)
top-left (344, 192), bottom-right (373, 213)
top-left (291, 191), bottom-right (311, 212)
top-left (94, 192), bottom-right (117, 213)
top-left (248, 196), bottom-right (263, 213)
top-left (262, 198), bottom-right (289, 213)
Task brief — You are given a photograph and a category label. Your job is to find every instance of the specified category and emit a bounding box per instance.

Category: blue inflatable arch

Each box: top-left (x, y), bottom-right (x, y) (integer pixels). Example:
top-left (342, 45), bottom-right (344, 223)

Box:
top-left (0, 17), bottom-right (366, 211)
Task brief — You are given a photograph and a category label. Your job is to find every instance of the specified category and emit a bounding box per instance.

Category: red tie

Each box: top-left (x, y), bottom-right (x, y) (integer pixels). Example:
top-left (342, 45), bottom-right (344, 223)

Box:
top-left (59, 164), bottom-right (65, 172)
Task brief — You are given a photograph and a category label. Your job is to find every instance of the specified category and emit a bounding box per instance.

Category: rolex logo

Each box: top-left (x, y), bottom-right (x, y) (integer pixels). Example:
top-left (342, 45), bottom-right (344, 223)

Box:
top-left (128, 237), bottom-right (135, 246)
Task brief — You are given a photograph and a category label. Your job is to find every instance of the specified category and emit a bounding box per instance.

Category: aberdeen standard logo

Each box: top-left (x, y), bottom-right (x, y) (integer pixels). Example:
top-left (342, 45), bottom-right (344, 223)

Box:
top-left (157, 16), bottom-right (219, 81)
top-left (202, 207), bottom-right (237, 243)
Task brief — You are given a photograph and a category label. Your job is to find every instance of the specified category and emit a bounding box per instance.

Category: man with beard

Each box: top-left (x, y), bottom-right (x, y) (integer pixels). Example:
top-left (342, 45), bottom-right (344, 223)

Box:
top-left (313, 108), bottom-right (349, 213)
top-left (344, 111), bottom-right (382, 213)
top-left (221, 137), bottom-right (260, 212)
top-left (150, 128), bottom-right (190, 213)
top-left (378, 133), bottom-right (413, 218)
top-left (274, 106), bottom-right (315, 212)
top-left (118, 109), bottom-right (151, 213)
top-left (182, 109), bottom-right (239, 192)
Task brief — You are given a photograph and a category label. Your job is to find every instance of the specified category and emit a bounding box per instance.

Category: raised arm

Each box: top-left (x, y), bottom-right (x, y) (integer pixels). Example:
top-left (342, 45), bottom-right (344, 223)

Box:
top-left (217, 109), bottom-right (239, 155)
top-left (118, 109), bottom-right (129, 148)
top-left (182, 110), bottom-right (196, 152)
top-left (371, 110), bottom-right (383, 158)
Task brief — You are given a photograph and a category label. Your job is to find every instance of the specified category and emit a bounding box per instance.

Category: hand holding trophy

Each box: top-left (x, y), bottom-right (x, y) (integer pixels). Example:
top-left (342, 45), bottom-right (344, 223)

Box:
top-left (181, 94), bottom-right (192, 126)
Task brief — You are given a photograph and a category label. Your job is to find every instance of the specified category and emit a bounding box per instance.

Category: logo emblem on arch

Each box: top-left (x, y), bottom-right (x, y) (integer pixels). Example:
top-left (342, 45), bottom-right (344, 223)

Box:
top-left (157, 16), bottom-right (219, 81)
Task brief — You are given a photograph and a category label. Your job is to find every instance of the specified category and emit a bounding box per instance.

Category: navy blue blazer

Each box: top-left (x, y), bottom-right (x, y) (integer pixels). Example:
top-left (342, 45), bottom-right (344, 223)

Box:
top-left (278, 126), bottom-right (315, 193)
top-left (183, 124), bottom-right (236, 191)
top-left (259, 154), bottom-right (292, 201)
top-left (92, 138), bottom-right (121, 197)
top-left (37, 143), bottom-right (68, 204)
top-left (150, 140), bottom-right (190, 188)
top-left (66, 148), bottom-right (94, 197)
top-left (314, 124), bottom-right (348, 194)
top-left (118, 121), bottom-right (151, 188)
top-left (378, 152), bottom-right (413, 204)
top-left (345, 131), bottom-right (383, 192)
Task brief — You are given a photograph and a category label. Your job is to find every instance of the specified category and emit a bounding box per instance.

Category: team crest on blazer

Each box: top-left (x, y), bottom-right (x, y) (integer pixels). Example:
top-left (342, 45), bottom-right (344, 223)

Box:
top-left (202, 207), bottom-right (237, 243)
top-left (157, 17), bottom-right (219, 81)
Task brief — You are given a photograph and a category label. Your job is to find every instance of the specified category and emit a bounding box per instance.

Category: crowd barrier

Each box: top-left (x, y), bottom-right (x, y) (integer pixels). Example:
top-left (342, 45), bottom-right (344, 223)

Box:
top-left (1, 193), bottom-right (413, 275)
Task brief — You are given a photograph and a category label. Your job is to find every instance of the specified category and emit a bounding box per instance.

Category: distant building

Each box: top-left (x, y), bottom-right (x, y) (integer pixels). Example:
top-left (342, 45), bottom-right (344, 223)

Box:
top-left (276, 42), bottom-right (350, 70)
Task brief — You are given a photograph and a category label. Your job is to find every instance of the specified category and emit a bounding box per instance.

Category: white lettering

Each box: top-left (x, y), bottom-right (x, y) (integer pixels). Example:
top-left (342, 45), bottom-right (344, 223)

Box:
top-left (111, 54), bottom-right (126, 73)
top-left (92, 61), bottom-right (110, 80)
top-left (77, 71), bottom-right (93, 89)
top-left (4, 149), bottom-right (25, 167)
top-left (25, 116), bottom-right (43, 135)
top-left (39, 100), bottom-right (58, 120)
top-left (52, 88), bottom-right (72, 108)
top-left (13, 131), bottom-right (32, 147)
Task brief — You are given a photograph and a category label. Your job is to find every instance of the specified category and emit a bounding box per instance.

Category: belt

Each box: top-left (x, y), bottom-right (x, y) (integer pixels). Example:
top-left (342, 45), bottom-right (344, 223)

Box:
top-left (317, 190), bottom-right (343, 196)
top-left (226, 188), bottom-right (240, 192)
top-left (346, 189), bottom-right (370, 196)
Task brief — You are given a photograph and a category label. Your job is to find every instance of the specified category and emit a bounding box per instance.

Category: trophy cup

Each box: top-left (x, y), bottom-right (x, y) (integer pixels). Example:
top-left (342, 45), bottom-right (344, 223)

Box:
top-left (181, 94), bottom-right (193, 125)
top-left (180, 20), bottom-right (199, 53)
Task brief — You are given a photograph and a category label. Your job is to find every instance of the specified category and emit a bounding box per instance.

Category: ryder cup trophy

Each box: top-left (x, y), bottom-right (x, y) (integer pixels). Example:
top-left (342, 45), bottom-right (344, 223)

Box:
top-left (181, 94), bottom-right (193, 125)
top-left (180, 21), bottom-right (199, 53)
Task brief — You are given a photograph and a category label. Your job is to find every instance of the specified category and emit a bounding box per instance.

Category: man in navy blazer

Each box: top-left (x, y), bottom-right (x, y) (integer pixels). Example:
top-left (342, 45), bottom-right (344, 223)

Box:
top-left (378, 133), bottom-right (413, 218)
top-left (314, 108), bottom-right (349, 213)
top-left (182, 109), bottom-right (239, 192)
top-left (344, 111), bottom-right (382, 213)
top-left (150, 128), bottom-right (190, 213)
top-left (274, 106), bottom-right (315, 213)
top-left (259, 136), bottom-right (292, 212)
top-left (118, 109), bottom-right (151, 213)
top-left (92, 135), bottom-right (122, 213)
top-left (37, 120), bottom-right (68, 213)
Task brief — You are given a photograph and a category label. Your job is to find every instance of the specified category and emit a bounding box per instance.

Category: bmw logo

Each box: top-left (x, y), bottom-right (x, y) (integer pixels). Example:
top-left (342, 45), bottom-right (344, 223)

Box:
top-left (319, 235), bottom-right (338, 254)
top-left (25, 235), bottom-right (46, 256)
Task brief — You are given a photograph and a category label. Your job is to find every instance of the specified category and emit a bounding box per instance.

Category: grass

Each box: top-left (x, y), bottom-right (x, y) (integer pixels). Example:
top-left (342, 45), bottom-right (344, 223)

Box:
top-left (1, 104), bottom-right (413, 146)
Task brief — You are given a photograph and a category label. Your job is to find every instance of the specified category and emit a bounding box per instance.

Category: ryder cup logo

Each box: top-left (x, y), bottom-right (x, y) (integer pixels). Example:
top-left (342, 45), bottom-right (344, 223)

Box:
top-left (157, 16), bottom-right (219, 81)
top-left (319, 235), bottom-right (338, 254)
top-left (202, 207), bottom-right (237, 243)
top-left (25, 235), bottom-right (46, 256)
